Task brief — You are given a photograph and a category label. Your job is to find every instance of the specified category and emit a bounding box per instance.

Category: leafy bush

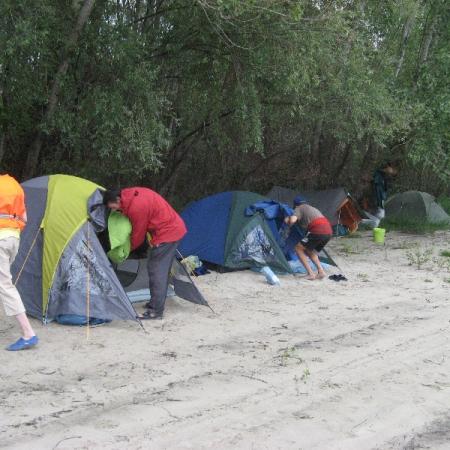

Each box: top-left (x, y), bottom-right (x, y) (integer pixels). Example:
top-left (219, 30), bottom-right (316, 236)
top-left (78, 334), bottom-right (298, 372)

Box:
top-left (438, 196), bottom-right (450, 215)
top-left (380, 218), bottom-right (450, 234)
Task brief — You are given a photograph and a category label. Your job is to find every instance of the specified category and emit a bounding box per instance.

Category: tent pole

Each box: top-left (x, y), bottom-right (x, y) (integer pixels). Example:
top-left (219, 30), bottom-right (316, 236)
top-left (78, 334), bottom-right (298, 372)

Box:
top-left (86, 224), bottom-right (91, 340)
top-left (176, 250), bottom-right (214, 313)
top-left (176, 249), bottom-right (198, 278)
top-left (323, 247), bottom-right (347, 278)
top-left (13, 226), bottom-right (41, 285)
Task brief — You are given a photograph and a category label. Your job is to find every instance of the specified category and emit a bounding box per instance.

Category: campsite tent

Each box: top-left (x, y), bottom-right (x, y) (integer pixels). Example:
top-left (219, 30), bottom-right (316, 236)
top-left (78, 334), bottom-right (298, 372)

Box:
top-left (385, 191), bottom-right (450, 224)
top-left (267, 186), bottom-right (363, 233)
top-left (179, 191), bottom-right (307, 273)
top-left (12, 174), bottom-right (207, 324)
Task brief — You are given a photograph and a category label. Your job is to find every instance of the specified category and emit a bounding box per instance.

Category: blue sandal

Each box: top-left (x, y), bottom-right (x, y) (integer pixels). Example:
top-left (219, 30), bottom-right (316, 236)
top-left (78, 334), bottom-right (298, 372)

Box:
top-left (6, 336), bottom-right (39, 351)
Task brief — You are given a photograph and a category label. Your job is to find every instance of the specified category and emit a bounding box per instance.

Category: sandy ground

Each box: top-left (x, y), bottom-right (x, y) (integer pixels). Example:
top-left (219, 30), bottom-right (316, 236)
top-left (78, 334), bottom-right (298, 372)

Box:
top-left (1, 230), bottom-right (450, 450)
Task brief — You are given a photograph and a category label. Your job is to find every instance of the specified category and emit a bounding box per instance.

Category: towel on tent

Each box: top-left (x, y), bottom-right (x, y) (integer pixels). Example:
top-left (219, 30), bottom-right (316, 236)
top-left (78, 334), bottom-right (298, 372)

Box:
top-left (245, 200), bottom-right (302, 251)
top-left (107, 211), bottom-right (132, 264)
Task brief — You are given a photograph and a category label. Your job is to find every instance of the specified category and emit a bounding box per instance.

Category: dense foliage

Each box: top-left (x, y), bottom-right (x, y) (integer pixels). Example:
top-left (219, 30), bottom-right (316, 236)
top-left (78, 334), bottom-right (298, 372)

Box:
top-left (1, 0), bottom-right (448, 206)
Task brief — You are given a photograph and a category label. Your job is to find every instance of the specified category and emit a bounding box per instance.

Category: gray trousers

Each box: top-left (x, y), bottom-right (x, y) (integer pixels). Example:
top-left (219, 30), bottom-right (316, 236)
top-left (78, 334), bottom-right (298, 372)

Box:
top-left (147, 241), bottom-right (180, 315)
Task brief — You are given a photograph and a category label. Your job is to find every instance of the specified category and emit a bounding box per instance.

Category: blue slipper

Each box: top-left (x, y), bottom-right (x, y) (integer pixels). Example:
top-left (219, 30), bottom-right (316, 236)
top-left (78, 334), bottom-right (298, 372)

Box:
top-left (6, 336), bottom-right (39, 351)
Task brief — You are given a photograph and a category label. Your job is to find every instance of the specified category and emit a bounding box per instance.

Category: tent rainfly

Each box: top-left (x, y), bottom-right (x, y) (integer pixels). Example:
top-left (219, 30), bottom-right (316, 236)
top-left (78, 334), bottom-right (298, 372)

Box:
top-left (385, 191), bottom-right (450, 224)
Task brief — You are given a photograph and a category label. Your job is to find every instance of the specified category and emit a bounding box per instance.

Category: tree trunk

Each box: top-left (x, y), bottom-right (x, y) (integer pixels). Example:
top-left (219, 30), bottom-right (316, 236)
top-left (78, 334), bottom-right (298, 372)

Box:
top-left (395, 11), bottom-right (416, 78)
top-left (312, 119), bottom-right (324, 189)
top-left (419, 17), bottom-right (436, 65)
top-left (0, 132), bottom-right (5, 166)
top-left (311, 119), bottom-right (323, 159)
top-left (359, 0), bottom-right (366, 16)
top-left (353, 139), bottom-right (377, 200)
top-left (23, 0), bottom-right (96, 179)
top-left (413, 12), bottom-right (437, 87)
top-left (158, 110), bottom-right (235, 194)
top-left (332, 143), bottom-right (352, 184)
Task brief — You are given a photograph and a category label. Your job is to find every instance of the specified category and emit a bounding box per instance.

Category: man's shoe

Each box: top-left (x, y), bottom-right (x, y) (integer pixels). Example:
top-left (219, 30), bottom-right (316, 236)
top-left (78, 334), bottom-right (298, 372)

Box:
top-left (139, 310), bottom-right (163, 320)
top-left (6, 335), bottom-right (39, 351)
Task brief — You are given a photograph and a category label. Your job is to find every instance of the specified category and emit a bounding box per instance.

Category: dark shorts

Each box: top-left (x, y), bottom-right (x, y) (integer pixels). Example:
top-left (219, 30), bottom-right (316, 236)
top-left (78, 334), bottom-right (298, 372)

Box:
top-left (300, 233), bottom-right (331, 252)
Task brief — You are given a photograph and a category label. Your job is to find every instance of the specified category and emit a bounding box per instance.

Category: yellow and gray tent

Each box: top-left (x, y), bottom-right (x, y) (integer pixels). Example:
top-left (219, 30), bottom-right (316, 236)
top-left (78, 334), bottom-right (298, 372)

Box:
top-left (12, 174), bottom-right (208, 323)
top-left (11, 175), bottom-right (138, 322)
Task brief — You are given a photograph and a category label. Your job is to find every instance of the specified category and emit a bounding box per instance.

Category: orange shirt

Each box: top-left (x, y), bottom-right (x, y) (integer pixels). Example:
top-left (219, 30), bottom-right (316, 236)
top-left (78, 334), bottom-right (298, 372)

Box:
top-left (0, 174), bottom-right (26, 231)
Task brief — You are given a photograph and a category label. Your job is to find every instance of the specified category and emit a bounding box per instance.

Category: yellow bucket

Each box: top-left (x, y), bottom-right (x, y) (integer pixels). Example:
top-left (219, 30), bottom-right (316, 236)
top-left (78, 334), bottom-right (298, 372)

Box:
top-left (373, 227), bottom-right (386, 244)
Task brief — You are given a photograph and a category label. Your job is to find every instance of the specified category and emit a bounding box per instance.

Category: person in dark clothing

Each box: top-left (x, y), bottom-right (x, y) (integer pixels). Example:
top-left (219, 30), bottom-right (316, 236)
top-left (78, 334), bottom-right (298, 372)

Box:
top-left (372, 162), bottom-right (398, 212)
top-left (103, 188), bottom-right (187, 320)
top-left (285, 196), bottom-right (332, 280)
top-left (360, 162), bottom-right (399, 223)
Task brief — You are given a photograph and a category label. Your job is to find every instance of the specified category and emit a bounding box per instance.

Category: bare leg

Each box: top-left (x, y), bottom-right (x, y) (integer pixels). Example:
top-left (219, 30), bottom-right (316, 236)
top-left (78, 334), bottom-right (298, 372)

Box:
top-left (15, 313), bottom-right (35, 340)
top-left (305, 249), bottom-right (326, 279)
top-left (295, 244), bottom-right (316, 280)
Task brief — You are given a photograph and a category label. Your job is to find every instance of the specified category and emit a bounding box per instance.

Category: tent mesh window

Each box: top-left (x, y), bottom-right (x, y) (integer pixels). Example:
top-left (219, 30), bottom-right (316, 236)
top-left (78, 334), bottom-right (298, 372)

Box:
top-left (230, 224), bottom-right (278, 266)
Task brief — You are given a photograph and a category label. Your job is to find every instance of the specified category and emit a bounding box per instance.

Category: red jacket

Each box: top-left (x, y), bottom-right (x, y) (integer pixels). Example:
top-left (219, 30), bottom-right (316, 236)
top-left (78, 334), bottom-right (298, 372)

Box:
top-left (120, 187), bottom-right (187, 250)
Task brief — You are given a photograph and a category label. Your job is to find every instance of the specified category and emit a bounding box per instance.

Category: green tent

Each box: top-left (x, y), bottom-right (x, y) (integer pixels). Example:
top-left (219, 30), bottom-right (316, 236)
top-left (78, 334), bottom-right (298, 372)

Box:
top-left (385, 191), bottom-right (450, 224)
top-left (179, 191), bottom-right (297, 273)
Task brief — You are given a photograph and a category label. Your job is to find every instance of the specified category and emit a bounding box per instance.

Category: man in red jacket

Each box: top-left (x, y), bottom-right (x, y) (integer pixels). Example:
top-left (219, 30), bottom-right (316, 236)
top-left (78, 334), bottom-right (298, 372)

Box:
top-left (103, 188), bottom-right (187, 319)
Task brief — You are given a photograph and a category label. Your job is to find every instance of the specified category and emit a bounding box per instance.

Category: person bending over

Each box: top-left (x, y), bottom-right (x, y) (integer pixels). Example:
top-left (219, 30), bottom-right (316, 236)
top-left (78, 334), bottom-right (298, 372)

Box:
top-left (0, 174), bottom-right (38, 351)
top-left (285, 196), bottom-right (332, 280)
top-left (103, 187), bottom-right (186, 319)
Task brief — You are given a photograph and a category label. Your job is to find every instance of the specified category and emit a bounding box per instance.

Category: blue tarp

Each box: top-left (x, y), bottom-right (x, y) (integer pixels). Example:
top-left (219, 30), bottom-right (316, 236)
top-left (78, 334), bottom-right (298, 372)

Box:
top-left (244, 200), bottom-right (294, 220)
top-left (55, 314), bottom-right (110, 326)
top-left (245, 200), bottom-right (304, 258)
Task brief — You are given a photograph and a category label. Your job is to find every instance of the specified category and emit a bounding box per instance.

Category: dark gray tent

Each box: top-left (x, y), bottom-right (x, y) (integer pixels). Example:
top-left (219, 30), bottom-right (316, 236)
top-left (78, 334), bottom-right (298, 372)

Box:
top-left (385, 191), bottom-right (450, 224)
top-left (267, 186), bottom-right (363, 232)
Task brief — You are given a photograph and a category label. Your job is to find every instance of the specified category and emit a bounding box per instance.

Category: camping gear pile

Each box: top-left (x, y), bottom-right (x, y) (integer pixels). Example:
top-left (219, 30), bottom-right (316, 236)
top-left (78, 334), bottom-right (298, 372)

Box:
top-left (13, 176), bottom-right (364, 326)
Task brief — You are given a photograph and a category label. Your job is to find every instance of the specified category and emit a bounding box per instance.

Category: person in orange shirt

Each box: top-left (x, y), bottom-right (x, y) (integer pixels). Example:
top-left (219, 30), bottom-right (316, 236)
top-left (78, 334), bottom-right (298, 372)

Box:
top-left (0, 174), bottom-right (38, 351)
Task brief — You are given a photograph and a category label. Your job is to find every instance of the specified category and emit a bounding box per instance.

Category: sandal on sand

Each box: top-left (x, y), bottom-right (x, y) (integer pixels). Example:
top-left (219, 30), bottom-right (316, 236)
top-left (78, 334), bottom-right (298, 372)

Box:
top-left (139, 310), bottom-right (163, 320)
top-left (329, 274), bottom-right (348, 282)
top-left (6, 336), bottom-right (39, 351)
